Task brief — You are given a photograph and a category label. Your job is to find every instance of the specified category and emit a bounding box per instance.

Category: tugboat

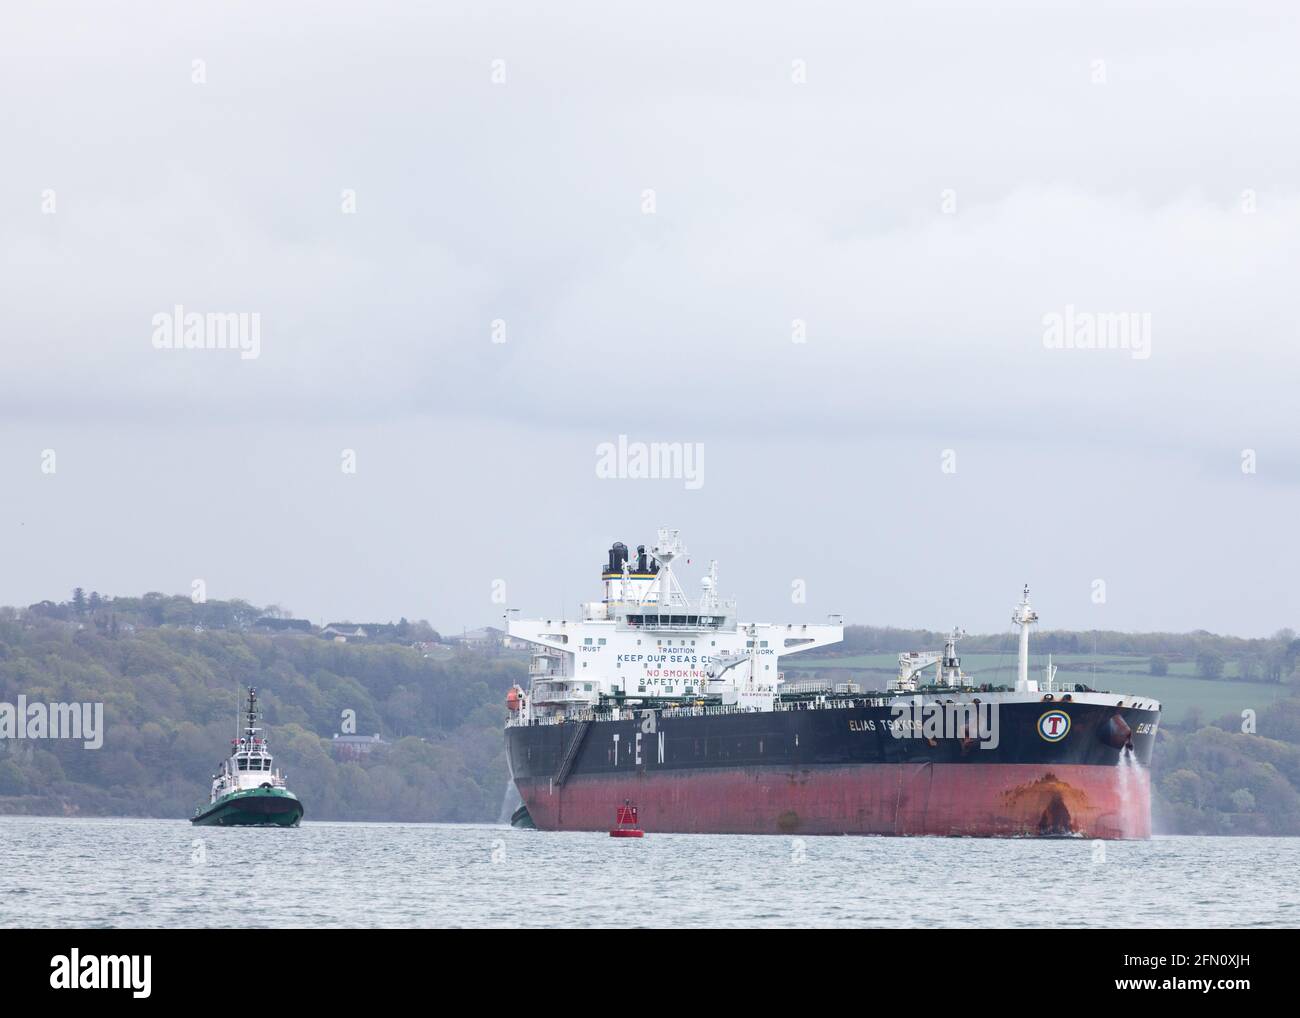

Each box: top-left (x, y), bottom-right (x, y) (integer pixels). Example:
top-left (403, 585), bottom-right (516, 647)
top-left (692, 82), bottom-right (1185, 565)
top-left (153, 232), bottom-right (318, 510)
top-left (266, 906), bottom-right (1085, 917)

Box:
top-left (192, 687), bottom-right (304, 827)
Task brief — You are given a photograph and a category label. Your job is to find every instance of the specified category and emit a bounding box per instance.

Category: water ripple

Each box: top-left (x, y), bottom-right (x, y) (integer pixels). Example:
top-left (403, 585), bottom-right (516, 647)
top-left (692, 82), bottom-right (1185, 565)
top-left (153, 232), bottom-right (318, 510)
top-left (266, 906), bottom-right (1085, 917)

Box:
top-left (0, 816), bottom-right (1295, 928)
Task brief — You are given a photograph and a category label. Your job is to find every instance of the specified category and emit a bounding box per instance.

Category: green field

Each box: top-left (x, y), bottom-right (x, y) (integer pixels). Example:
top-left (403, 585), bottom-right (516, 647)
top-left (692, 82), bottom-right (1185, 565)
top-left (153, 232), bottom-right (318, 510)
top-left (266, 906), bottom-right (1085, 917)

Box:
top-left (1080, 673), bottom-right (1289, 723)
top-left (783, 653), bottom-right (1292, 723)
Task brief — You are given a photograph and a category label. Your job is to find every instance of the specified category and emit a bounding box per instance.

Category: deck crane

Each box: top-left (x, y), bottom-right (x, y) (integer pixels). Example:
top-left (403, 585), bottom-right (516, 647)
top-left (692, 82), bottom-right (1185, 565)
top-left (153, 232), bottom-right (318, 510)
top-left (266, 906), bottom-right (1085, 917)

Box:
top-left (893, 628), bottom-right (969, 691)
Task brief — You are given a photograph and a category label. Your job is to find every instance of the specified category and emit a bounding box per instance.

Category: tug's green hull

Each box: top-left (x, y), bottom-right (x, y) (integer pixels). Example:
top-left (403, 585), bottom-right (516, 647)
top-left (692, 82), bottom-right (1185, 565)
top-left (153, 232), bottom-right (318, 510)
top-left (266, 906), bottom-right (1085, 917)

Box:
top-left (192, 787), bottom-right (303, 827)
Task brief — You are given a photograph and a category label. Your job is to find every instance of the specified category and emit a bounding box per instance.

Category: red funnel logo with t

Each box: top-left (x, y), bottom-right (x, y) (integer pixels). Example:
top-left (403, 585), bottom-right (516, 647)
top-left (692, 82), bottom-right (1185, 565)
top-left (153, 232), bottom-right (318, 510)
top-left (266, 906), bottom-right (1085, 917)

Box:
top-left (1037, 710), bottom-right (1071, 742)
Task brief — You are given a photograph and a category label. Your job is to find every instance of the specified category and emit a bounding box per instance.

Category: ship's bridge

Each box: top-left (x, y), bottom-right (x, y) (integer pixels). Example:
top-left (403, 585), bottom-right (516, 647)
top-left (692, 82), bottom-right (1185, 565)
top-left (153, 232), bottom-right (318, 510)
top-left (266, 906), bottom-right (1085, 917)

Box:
top-left (505, 530), bottom-right (842, 719)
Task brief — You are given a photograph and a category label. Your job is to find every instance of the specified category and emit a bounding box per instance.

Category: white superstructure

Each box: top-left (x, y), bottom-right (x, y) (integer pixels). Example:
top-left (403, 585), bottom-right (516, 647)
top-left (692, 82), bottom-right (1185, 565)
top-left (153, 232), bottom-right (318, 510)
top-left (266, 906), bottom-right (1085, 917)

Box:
top-left (506, 528), bottom-right (843, 722)
top-left (208, 686), bottom-right (292, 802)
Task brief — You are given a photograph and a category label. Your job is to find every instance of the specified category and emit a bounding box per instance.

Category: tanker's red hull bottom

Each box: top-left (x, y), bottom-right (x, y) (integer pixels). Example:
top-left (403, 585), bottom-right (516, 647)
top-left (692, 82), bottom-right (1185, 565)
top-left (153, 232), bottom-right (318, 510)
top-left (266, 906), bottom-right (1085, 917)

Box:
top-left (518, 763), bottom-right (1151, 839)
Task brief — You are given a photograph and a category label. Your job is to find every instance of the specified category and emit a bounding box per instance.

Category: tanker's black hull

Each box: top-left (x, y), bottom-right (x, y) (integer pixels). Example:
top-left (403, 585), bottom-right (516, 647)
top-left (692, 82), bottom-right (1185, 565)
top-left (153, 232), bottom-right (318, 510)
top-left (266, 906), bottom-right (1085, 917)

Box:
top-left (506, 697), bottom-right (1158, 838)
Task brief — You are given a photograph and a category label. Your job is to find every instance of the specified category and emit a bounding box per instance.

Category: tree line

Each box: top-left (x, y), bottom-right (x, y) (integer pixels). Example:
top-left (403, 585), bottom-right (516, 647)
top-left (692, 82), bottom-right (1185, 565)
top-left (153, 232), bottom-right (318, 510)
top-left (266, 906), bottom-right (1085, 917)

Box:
top-left (4, 594), bottom-right (1300, 833)
top-left (0, 608), bottom-right (518, 822)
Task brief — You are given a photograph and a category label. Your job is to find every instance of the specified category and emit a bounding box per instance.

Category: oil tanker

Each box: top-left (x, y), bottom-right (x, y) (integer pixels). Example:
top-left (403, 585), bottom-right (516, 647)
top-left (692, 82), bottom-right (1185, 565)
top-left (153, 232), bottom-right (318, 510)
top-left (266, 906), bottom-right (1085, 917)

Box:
top-left (505, 529), bottom-right (1158, 838)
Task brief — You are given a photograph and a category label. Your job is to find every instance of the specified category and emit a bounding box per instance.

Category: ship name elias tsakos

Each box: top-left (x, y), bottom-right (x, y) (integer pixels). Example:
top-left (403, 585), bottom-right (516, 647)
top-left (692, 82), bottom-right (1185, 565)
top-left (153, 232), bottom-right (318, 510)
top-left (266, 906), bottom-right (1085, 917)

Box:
top-left (504, 528), bottom-right (1159, 838)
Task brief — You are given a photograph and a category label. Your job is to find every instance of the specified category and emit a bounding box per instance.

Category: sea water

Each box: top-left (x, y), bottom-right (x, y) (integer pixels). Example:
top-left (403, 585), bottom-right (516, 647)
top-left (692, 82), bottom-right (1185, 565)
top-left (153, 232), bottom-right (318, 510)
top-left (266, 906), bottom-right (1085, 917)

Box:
top-left (0, 815), bottom-right (1295, 928)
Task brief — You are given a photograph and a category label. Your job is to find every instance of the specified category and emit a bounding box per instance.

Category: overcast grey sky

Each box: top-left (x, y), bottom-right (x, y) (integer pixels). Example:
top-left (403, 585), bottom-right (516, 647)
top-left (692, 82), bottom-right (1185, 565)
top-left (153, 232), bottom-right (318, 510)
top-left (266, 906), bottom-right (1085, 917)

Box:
top-left (2, 1), bottom-right (1298, 636)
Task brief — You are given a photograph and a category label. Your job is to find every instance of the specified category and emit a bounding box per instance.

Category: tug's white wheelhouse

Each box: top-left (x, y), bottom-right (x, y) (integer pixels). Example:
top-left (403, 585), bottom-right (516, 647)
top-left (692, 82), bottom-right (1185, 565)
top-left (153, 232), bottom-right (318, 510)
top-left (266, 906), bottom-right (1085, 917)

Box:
top-left (209, 687), bottom-right (291, 802)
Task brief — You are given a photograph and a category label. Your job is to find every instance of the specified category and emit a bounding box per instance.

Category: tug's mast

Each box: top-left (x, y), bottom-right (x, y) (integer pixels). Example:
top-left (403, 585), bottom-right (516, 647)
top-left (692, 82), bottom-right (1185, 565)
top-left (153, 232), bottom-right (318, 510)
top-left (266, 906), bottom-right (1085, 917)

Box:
top-left (242, 687), bottom-right (261, 743)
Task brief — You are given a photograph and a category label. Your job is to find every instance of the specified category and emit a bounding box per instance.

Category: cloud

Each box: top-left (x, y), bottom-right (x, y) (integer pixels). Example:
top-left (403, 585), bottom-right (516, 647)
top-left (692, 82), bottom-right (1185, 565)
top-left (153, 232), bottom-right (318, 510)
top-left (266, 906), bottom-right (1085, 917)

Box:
top-left (2, 2), bottom-right (1298, 633)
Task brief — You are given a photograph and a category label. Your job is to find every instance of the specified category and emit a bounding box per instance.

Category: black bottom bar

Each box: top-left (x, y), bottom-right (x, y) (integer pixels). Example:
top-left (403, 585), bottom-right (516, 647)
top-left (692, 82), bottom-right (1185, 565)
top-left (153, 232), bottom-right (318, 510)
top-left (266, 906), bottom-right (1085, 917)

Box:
top-left (0, 928), bottom-right (1276, 1004)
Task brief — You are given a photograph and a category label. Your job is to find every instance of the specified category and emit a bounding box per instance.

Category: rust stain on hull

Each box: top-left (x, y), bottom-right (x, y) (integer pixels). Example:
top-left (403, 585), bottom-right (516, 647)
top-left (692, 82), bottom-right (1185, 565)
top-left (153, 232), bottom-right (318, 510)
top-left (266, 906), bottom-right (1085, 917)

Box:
top-left (1001, 771), bottom-right (1092, 835)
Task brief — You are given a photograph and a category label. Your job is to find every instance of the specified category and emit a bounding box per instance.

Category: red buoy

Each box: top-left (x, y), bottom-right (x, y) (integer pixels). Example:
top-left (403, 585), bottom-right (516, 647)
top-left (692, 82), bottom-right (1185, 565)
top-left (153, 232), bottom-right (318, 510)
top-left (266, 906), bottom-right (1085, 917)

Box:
top-left (610, 803), bottom-right (644, 838)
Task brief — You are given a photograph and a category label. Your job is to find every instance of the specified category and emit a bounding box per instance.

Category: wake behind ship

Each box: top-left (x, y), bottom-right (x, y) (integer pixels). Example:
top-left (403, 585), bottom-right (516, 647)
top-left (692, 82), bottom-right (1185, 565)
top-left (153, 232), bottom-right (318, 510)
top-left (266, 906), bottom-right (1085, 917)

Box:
top-left (504, 529), bottom-right (1159, 838)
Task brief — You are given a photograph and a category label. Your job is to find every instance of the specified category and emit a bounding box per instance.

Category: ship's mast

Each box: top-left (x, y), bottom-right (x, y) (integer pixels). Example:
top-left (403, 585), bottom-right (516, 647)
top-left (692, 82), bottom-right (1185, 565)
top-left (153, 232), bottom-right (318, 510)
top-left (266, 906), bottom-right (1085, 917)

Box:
top-left (649, 528), bottom-right (688, 610)
top-left (940, 627), bottom-right (966, 687)
top-left (240, 686), bottom-right (262, 748)
top-left (698, 560), bottom-right (720, 612)
top-left (1012, 585), bottom-right (1039, 692)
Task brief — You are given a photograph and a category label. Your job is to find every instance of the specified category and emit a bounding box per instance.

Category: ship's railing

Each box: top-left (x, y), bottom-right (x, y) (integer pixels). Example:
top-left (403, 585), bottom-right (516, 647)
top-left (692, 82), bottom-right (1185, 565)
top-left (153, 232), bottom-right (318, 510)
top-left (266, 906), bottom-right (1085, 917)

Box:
top-left (776, 696), bottom-right (894, 711)
top-left (503, 690), bottom-right (1151, 728)
top-left (530, 686), bottom-right (595, 707)
top-left (616, 621), bottom-right (737, 633)
top-left (530, 687), bottom-right (595, 705)
top-left (504, 695), bottom-right (898, 727)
